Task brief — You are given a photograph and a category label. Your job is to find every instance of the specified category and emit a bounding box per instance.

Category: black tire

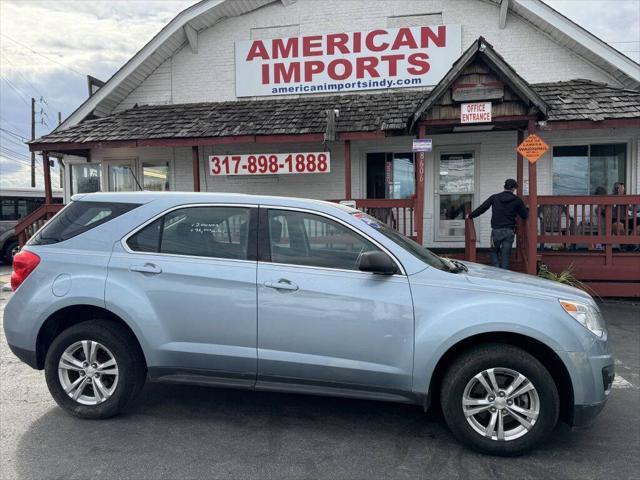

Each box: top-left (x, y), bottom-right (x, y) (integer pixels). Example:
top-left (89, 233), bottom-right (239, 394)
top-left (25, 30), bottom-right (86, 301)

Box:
top-left (44, 320), bottom-right (146, 419)
top-left (440, 343), bottom-right (559, 456)
top-left (2, 239), bottom-right (19, 263)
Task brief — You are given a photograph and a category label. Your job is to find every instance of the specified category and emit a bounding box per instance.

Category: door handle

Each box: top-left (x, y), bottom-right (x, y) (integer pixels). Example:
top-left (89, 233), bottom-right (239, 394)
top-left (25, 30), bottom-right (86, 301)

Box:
top-left (264, 279), bottom-right (298, 291)
top-left (129, 263), bottom-right (162, 274)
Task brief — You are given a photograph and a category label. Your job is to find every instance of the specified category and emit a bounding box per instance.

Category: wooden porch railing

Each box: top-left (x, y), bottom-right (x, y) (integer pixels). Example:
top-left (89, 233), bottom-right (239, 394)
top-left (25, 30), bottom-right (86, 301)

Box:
top-left (16, 203), bottom-right (65, 247)
top-left (350, 199), bottom-right (417, 240)
top-left (332, 198), bottom-right (417, 240)
top-left (463, 195), bottom-right (640, 281)
top-left (536, 195), bottom-right (640, 249)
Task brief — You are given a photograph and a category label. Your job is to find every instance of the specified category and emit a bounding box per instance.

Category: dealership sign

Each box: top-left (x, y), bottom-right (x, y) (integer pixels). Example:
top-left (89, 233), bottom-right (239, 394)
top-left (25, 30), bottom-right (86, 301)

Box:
top-left (235, 25), bottom-right (462, 97)
top-left (209, 152), bottom-right (330, 176)
top-left (460, 102), bottom-right (492, 124)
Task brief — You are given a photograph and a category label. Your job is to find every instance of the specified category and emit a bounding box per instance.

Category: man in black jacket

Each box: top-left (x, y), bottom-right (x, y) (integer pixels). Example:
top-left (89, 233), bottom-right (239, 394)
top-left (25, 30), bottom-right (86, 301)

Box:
top-left (469, 179), bottom-right (529, 270)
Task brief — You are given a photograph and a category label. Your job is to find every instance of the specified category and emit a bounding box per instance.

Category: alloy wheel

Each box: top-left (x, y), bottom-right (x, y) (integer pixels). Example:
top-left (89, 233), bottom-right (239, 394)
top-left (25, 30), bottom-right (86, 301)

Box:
top-left (462, 367), bottom-right (540, 441)
top-left (57, 340), bottom-right (119, 405)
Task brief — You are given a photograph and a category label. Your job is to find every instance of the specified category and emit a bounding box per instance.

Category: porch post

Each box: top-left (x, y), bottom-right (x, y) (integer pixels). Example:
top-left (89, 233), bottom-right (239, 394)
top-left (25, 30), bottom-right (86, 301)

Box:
top-left (516, 130), bottom-right (524, 191)
top-left (192, 145), bottom-right (201, 192)
top-left (344, 140), bottom-right (352, 200)
top-left (415, 124), bottom-right (426, 245)
top-left (515, 129), bottom-right (525, 263)
top-left (42, 151), bottom-right (52, 204)
top-left (525, 121), bottom-right (538, 275)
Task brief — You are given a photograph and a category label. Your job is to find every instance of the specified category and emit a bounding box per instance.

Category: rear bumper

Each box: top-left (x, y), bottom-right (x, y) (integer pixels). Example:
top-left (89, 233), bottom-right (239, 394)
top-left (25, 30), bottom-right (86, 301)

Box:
top-left (7, 342), bottom-right (38, 369)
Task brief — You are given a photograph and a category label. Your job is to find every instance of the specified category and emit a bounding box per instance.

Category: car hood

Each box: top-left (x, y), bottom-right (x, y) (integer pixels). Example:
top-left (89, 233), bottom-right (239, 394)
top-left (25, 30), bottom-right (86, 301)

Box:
top-left (457, 261), bottom-right (593, 302)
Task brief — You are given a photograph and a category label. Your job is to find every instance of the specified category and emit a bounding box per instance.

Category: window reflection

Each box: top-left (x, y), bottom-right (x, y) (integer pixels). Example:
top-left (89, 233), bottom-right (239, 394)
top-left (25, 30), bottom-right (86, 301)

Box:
top-left (143, 162), bottom-right (170, 191)
top-left (552, 144), bottom-right (626, 195)
top-left (366, 152), bottom-right (414, 199)
top-left (71, 164), bottom-right (101, 194)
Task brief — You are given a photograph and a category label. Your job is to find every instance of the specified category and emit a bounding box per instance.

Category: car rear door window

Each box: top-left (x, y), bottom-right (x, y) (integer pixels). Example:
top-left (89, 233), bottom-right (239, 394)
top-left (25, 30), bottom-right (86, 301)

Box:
top-left (30, 201), bottom-right (139, 245)
top-left (266, 210), bottom-right (380, 270)
top-left (127, 206), bottom-right (253, 260)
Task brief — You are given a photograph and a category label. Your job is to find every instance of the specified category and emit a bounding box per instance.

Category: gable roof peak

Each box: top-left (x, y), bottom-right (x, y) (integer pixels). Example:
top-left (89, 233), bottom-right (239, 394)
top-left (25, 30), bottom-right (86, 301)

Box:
top-left (409, 36), bottom-right (548, 131)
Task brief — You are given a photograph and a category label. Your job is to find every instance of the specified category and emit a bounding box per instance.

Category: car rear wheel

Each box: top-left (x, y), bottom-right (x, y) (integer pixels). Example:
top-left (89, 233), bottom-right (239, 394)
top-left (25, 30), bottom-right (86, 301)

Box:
top-left (2, 239), bottom-right (19, 263)
top-left (44, 320), bottom-right (146, 419)
top-left (440, 343), bottom-right (559, 456)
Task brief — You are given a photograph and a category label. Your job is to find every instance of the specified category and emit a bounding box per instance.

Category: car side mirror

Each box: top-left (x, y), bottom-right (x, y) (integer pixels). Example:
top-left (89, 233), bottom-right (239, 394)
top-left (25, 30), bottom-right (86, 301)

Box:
top-left (358, 250), bottom-right (398, 275)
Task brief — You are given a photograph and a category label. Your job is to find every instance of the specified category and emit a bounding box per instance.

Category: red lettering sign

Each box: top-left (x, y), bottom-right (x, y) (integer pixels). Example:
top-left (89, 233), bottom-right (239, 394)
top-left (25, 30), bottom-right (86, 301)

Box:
top-left (236, 25), bottom-right (462, 97)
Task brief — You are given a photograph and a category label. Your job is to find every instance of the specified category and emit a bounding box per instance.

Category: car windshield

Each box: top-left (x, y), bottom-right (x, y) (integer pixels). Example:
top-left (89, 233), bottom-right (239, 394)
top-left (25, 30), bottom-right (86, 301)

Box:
top-left (350, 212), bottom-right (449, 271)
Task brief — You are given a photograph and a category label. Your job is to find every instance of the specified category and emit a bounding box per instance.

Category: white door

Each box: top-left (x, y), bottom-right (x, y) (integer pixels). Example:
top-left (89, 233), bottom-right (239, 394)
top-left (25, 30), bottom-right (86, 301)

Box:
top-left (436, 151), bottom-right (475, 241)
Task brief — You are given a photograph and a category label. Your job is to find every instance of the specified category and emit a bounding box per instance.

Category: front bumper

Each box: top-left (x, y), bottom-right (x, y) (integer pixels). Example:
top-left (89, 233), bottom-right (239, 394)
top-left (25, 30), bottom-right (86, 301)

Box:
top-left (571, 402), bottom-right (607, 430)
top-left (569, 358), bottom-right (615, 430)
top-left (554, 326), bottom-right (614, 428)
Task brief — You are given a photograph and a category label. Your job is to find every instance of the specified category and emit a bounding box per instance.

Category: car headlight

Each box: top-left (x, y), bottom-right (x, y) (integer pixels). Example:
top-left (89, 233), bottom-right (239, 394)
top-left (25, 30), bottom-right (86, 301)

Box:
top-left (559, 300), bottom-right (606, 338)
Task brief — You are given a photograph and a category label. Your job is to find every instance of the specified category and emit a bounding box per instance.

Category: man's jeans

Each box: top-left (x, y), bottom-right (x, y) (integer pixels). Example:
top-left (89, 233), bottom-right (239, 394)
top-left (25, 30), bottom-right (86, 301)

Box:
top-left (490, 227), bottom-right (515, 269)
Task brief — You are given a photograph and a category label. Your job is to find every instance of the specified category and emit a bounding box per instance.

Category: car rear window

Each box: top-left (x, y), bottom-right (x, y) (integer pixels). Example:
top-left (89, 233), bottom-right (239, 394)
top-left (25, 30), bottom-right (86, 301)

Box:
top-left (126, 206), bottom-right (252, 260)
top-left (29, 201), bottom-right (139, 245)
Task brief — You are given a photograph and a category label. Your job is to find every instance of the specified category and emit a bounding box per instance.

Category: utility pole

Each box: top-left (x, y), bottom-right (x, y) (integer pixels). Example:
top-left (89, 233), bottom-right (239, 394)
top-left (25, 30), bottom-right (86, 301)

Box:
top-left (31, 97), bottom-right (36, 187)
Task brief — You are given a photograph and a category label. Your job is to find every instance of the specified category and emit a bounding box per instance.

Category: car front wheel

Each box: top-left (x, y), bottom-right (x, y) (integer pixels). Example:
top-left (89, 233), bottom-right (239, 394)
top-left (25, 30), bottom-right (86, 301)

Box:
top-left (440, 343), bottom-right (559, 456)
top-left (44, 320), bottom-right (146, 419)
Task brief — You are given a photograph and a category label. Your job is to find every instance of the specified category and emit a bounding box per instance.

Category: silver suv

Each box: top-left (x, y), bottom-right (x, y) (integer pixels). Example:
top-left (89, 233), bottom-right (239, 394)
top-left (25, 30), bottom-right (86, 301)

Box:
top-left (4, 192), bottom-right (614, 456)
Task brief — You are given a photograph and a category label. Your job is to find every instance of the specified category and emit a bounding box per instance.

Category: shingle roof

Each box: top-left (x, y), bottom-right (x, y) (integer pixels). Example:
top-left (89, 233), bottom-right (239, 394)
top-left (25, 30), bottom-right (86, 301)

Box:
top-left (534, 79), bottom-right (640, 122)
top-left (31, 80), bottom-right (639, 147)
top-left (34, 91), bottom-right (426, 145)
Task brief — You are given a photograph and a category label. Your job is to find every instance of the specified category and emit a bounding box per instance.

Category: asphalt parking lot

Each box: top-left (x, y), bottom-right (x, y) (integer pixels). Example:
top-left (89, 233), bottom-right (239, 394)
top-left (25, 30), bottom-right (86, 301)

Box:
top-left (0, 268), bottom-right (638, 479)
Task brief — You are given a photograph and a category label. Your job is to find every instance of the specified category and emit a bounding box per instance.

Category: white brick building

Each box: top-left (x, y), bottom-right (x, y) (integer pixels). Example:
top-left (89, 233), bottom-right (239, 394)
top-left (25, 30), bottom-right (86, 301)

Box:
top-left (27, 0), bottom-right (640, 293)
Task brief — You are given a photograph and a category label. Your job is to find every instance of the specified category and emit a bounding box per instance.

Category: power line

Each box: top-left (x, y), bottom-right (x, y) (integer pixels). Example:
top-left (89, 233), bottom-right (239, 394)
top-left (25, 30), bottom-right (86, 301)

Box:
top-left (0, 149), bottom-right (46, 170)
top-left (0, 115), bottom-right (29, 137)
top-left (0, 72), bottom-right (57, 122)
top-left (0, 34), bottom-right (86, 78)
top-left (0, 152), bottom-right (32, 166)
top-left (0, 160), bottom-right (47, 179)
top-left (0, 151), bottom-right (42, 170)
top-left (1, 144), bottom-right (31, 159)
top-left (0, 132), bottom-right (28, 148)
top-left (0, 126), bottom-right (29, 142)
top-left (1, 76), bottom-right (31, 106)
top-left (0, 52), bottom-right (52, 107)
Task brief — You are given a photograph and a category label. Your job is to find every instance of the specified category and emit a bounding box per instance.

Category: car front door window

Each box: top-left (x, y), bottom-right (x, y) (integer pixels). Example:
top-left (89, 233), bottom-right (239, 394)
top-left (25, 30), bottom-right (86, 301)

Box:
top-left (267, 210), bottom-right (380, 271)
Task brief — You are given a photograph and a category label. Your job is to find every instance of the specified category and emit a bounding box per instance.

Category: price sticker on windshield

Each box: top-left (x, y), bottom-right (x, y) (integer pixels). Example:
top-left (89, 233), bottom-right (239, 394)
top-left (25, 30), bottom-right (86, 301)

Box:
top-left (209, 152), bottom-right (330, 176)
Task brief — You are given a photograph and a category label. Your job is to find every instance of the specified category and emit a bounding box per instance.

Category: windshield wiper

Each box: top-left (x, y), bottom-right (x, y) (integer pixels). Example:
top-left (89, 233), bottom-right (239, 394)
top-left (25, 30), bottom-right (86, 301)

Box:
top-left (440, 257), bottom-right (468, 273)
top-left (449, 259), bottom-right (469, 273)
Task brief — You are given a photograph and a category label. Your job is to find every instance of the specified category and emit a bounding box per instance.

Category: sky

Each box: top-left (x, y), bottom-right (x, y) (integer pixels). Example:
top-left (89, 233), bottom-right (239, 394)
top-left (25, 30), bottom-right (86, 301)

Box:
top-left (1, 0), bottom-right (639, 189)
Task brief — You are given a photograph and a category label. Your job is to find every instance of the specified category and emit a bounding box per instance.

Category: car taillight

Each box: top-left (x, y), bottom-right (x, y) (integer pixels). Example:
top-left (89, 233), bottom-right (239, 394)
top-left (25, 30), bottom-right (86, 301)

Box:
top-left (11, 250), bottom-right (41, 291)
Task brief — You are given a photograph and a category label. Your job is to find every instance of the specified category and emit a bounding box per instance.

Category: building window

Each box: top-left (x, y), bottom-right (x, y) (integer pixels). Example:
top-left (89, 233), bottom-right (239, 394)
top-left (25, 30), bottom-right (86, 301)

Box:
top-left (552, 144), bottom-right (626, 195)
top-left (71, 164), bottom-right (101, 195)
top-left (366, 152), bottom-right (415, 199)
top-left (143, 162), bottom-right (170, 191)
top-left (108, 163), bottom-right (136, 192)
top-left (0, 196), bottom-right (60, 220)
